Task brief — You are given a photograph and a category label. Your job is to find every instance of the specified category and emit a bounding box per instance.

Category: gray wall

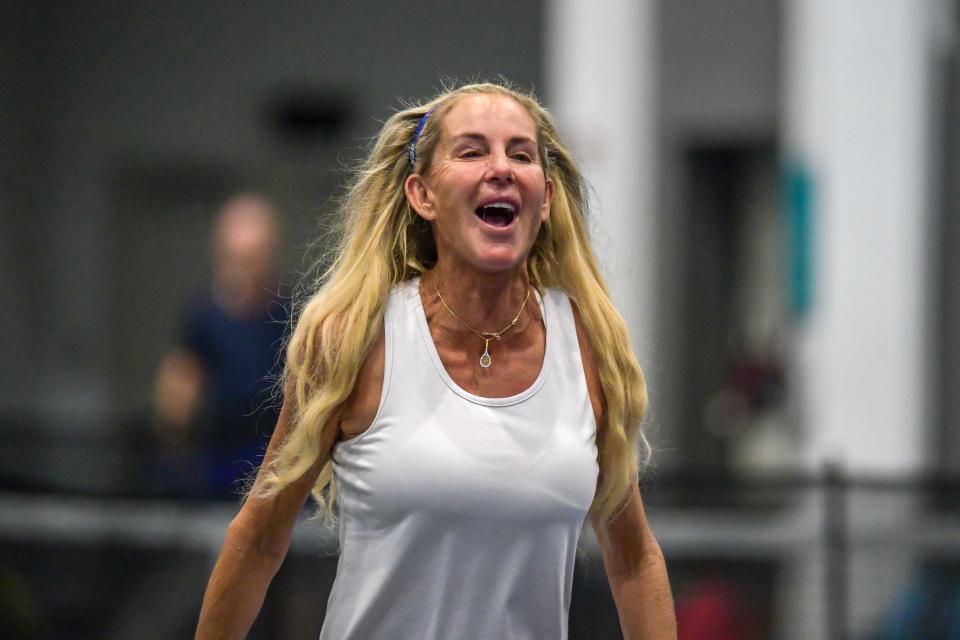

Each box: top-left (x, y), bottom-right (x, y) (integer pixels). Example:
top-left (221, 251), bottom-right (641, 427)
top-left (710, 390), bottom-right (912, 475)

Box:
top-left (652, 0), bottom-right (784, 468)
top-left (1, 2), bottom-right (544, 432)
top-left (1, 6), bottom-right (47, 421)
top-left (935, 16), bottom-right (960, 472)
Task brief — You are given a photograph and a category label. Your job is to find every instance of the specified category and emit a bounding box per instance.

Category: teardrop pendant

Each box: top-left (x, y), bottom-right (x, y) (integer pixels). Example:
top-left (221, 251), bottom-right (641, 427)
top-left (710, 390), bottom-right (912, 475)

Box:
top-left (479, 338), bottom-right (492, 368)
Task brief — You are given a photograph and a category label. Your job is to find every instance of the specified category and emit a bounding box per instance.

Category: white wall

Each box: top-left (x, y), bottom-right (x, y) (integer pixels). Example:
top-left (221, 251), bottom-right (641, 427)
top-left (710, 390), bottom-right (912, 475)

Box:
top-left (544, 0), bottom-right (659, 367)
top-left (783, 0), bottom-right (936, 474)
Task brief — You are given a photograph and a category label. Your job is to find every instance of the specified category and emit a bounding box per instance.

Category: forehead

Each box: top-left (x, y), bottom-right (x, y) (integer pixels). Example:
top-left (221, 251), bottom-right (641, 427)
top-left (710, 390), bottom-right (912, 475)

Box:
top-left (439, 93), bottom-right (538, 141)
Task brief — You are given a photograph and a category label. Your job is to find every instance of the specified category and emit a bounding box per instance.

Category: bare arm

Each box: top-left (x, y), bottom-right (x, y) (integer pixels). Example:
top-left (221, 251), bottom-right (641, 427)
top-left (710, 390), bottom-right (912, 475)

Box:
top-left (591, 488), bottom-right (676, 640)
top-left (194, 390), bottom-right (335, 640)
top-left (194, 327), bottom-right (385, 639)
top-left (570, 306), bottom-right (676, 639)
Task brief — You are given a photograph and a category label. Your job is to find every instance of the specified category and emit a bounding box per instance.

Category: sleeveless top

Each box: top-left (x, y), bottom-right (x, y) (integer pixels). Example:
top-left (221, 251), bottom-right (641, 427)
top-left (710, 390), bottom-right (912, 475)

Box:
top-left (318, 278), bottom-right (599, 640)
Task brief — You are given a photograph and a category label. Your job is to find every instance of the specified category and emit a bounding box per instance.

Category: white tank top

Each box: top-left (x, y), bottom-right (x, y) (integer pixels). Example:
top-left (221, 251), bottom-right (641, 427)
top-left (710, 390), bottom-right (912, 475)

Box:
top-left (319, 278), bottom-right (599, 640)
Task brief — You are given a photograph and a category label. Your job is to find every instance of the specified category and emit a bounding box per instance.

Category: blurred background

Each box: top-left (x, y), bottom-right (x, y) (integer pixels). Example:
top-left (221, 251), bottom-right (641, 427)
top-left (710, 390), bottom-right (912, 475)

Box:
top-left (2, 0), bottom-right (959, 638)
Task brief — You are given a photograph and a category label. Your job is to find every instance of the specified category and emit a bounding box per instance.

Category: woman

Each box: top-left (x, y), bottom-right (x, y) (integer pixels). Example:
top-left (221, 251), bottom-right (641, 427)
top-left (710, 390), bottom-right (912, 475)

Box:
top-left (195, 82), bottom-right (676, 639)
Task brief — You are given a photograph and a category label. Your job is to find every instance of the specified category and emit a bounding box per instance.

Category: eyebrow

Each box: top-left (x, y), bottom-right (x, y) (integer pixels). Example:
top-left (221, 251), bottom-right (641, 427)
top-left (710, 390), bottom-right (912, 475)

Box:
top-left (449, 132), bottom-right (538, 147)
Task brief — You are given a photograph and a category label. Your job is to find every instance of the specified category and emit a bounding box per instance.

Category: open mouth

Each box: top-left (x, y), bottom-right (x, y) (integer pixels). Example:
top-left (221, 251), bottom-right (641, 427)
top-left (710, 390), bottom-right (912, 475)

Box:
top-left (475, 202), bottom-right (517, 228)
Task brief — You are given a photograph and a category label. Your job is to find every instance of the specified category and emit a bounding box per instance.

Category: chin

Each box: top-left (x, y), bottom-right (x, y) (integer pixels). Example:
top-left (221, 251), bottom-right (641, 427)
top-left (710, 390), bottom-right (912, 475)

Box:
top-left (471, 249), bottom-right (528, 274)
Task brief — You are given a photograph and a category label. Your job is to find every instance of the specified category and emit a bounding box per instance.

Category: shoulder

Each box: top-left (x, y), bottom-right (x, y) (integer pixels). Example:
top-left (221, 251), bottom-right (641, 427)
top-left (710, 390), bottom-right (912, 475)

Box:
top-left (567, 297), bottom-right (606, 427)
top-left (304, 281), bottom-right (409, 440)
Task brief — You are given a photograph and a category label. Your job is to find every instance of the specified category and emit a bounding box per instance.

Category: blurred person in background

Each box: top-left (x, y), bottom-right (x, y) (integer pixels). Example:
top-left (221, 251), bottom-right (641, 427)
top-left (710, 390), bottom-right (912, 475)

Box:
top-left (153, 193), bottom-right (288, 499)
top-left (196, 82), bottom-right (675, 639)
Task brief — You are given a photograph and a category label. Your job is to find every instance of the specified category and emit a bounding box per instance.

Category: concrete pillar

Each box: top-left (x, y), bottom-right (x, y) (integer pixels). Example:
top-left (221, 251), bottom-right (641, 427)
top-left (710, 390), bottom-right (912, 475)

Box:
top-left (544, 0), bottom-right (659, 365)
top-left (783, 0), bottom-right (934, 476)
top-left (782, 1), bottom-right (941, 637)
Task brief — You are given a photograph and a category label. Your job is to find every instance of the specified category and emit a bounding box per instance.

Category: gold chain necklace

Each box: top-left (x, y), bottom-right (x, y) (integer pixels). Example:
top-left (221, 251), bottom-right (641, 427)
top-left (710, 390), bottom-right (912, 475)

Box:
top-left (434, 285), bottom-right (530, 368)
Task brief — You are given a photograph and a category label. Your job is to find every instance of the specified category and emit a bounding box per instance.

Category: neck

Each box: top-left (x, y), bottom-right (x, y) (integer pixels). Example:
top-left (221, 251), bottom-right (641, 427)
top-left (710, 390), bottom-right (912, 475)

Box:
top-left (424, 258), bottom-right (531, 331)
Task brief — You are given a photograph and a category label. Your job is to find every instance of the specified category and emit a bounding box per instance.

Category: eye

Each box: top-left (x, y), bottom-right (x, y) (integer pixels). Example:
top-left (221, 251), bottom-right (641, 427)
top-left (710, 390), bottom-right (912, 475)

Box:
top-left (512, 151), bottom-right (535, 163)
top-left (458, 148), bottom-right (483, 159)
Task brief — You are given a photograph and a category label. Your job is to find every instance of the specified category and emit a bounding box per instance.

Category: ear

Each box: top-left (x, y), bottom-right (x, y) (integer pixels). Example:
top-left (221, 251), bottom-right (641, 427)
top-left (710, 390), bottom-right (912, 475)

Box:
top-left (404, 174), bottom-right (436, 221)
top-left (540, 176), bottom-right (555, 222)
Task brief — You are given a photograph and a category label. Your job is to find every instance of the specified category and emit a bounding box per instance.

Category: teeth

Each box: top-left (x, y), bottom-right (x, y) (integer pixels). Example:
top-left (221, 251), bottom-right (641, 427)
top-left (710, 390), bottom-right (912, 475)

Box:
top-left (484, 202), bottom-right (516, 213)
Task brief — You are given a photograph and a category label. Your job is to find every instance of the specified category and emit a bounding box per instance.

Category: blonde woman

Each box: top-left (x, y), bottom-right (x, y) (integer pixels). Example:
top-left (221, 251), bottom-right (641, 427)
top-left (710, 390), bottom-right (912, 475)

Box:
top-left (196, 82), bottom-right (676, 640)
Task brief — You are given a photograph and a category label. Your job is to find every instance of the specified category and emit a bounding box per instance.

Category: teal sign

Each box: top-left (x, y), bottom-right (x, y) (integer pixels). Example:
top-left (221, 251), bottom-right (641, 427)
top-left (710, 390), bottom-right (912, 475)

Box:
top-left (784, 161), bottom-right (814, 319)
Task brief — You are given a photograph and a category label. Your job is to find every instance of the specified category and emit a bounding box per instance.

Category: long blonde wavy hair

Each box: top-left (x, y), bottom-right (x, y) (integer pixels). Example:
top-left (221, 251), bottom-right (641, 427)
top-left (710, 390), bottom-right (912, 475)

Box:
top-left (254, 81), bottom-right (649, 523)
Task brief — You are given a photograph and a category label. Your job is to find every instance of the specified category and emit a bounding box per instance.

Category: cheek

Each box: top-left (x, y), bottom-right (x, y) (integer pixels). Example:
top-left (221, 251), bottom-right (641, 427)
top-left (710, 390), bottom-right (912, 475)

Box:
top-left (530, 218), bottom-right (545, 239)
top-left (521, 169), bottom-right (548, 198)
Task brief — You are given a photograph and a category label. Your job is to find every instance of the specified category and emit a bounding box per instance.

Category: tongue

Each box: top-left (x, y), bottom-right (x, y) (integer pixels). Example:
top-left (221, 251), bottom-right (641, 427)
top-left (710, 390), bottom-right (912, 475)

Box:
top-left (480, 208), bottom-right (514, 227)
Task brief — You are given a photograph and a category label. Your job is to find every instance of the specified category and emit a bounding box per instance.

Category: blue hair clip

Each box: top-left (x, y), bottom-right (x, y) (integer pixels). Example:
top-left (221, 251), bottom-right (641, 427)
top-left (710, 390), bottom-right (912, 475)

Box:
top-left (408, 109), bottom-right (433, 168)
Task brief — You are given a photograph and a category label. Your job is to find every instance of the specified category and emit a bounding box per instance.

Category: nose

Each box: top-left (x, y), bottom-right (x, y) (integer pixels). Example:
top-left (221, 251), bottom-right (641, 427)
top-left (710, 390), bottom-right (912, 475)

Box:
top-left (484, 149), bottom-right (514, 183)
